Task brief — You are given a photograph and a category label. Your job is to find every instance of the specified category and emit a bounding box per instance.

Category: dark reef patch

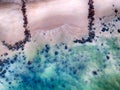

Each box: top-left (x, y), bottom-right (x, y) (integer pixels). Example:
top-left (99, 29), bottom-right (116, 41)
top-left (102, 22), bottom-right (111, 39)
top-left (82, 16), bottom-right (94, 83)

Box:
top-left (73, 0), bottom-right (95, 44)
top-left (1, 0), bottom-right (31, 52)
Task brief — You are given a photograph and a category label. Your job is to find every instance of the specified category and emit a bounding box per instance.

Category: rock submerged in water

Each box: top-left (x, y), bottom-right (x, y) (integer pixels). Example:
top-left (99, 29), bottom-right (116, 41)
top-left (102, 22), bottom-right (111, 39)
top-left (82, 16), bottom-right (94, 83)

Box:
top-left (0, 0), bottom-right (120, 90)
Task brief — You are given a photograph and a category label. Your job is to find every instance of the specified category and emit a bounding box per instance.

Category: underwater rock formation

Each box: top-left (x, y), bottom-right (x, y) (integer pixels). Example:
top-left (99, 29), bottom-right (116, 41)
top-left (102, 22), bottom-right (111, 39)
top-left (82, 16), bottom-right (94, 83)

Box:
top-left (0, 0), bottom-right (120, 90)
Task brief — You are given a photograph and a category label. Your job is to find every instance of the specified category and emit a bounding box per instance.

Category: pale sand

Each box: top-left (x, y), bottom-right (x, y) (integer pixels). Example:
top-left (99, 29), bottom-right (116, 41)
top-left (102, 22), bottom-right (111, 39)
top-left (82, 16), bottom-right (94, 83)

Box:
top-left (0, 0), bottom-right (120, 56)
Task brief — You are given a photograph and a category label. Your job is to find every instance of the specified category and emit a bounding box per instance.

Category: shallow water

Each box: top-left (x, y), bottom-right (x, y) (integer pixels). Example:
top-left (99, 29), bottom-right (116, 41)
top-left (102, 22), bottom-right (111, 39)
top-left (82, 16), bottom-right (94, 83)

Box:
top-left (0, 0), bottom-right (120, 90)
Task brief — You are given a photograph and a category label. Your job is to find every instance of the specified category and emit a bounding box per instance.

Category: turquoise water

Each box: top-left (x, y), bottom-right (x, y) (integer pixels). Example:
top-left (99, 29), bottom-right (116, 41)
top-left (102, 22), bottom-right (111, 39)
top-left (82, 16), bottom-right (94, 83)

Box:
top-left (0, 37), bottom-right (120, 90)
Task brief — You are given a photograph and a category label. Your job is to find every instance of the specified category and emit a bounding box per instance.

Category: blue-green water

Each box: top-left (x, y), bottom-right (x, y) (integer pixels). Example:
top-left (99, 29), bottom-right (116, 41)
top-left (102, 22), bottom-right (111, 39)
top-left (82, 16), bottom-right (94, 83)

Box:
top-left (0, 37), bottom-right (120, 90)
